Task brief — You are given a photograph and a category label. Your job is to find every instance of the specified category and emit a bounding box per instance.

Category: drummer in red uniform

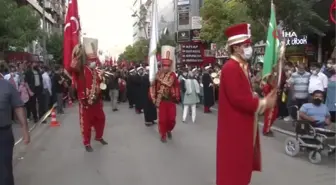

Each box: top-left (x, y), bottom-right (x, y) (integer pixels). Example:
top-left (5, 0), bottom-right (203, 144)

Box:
top-left (216, 23), bottom-right (277, 185)
top-left (70, 41), bottom-right (108, 152)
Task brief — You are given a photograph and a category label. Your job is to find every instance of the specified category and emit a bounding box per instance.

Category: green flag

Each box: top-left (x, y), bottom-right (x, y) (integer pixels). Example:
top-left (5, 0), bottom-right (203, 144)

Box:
top-left (262, 3), bottom-right (279, 80)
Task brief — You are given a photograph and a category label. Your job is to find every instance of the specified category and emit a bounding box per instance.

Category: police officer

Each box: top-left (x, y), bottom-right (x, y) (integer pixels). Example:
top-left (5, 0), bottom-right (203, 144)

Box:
top-left (0, 78), bottom-right (30, 185)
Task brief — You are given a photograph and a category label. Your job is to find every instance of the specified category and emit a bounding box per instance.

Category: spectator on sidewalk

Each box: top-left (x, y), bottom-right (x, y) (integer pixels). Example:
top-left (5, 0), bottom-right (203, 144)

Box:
top-left (308, 63), bottom-right (328, 100)
top-left (299, 90), bottom-right (331, 128)
top-left (0, 78), bottom-right (30, 185)
top-left (52, 65), bottom-right (65, 114)
top-left (326, 60), bottom-right (336, 122)
top-left (41, 66), bottom-right (52, 121)
top-left (288, 61), bottom-right (310, 119)
top-left (25, 62), bottom-right (43, 123)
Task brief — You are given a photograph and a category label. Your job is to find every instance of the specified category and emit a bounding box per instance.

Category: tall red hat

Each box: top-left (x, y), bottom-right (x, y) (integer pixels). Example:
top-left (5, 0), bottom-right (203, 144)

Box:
top-left (225, 23), bottom-right (251, 46)
top-left (161, 51), bottom-right (172, 66)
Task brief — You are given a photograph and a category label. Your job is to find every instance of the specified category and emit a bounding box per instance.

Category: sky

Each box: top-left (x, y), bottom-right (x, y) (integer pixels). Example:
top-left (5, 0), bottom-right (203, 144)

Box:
top-left (76, 0), bottom-right (172, 59)
top-left (78, 0), bottom-right (134, 58)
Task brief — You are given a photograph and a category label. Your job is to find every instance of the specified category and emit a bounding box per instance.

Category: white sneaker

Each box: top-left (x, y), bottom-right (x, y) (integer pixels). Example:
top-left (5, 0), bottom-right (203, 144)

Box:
top-left (284, 116), bottom-right (293, 122)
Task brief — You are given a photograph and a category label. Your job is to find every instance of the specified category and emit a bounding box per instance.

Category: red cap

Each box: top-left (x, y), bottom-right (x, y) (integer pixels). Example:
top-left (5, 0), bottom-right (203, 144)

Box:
top-left (225, 23), bottom-right (251, 46)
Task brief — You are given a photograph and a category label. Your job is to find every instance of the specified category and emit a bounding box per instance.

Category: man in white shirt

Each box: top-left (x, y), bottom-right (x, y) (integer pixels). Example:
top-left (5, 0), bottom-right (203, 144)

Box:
top-left (308, 63), bottom-right (328, 99)
top-left (4, 65), bottom-right (19, 90)
top-left (41, 66), bottom-right (52, 122)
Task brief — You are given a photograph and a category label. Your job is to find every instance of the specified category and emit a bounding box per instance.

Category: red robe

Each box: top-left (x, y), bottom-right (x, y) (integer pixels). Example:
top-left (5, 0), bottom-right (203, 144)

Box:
top-left (150, 71), bottom-right (180, 139)
top-left (73, 65), bottom-right (105, 146)
top-left (262, 83), bottom-right (278, 134)
top-left (217, 56), bottom-right (263, 185)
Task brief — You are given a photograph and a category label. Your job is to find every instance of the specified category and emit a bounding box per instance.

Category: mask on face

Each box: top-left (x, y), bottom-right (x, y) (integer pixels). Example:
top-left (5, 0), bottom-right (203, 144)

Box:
top-left (183, 72), bottom-right (187, 76)
top-left (312, 98), bottom-right (322, 106)
top-left (327, 64), bottom-right (332, 68)
top-left (310, 70), bottom-right (318, 75)
top-left (242, 46), bottom-right (253, 60)
top-left (89, 62), bottom-right (96, 69)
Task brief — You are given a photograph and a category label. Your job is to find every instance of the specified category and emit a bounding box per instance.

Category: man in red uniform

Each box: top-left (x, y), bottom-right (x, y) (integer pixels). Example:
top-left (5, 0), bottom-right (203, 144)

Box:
top-left (70, 42), bottom-right (108, 152)
top-left (262, 68), bottom-right (279, 136)
top-left (150, 51), bottom-right (180, 143)
top-left (217, 23), bottom-right (277, 185)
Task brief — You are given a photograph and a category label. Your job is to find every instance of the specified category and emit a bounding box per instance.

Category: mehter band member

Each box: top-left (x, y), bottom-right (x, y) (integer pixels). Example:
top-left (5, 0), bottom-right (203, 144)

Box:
top-left (70, 42), bottom-right (108, 152)
top-left (150, 52), bottom-right (180, 143)
top-left (143, 66), bottom-right (157, 126)
top-left (217, 23), bottom-right (277, 185)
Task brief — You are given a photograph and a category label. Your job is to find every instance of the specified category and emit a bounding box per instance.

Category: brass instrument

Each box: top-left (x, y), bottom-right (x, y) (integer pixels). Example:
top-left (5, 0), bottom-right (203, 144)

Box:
top-left (211, 71), bottom-right (221, 85)
top-left (95, 68), bottom-right (115, 90)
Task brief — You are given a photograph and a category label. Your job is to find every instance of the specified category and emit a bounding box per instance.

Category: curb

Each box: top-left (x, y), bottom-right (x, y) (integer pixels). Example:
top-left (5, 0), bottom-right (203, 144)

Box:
top-left (210, 107), bottom-right (296, 137)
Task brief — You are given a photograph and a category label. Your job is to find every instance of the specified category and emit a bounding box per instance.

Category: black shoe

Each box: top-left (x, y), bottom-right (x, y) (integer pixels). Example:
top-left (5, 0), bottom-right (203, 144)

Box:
top-left (129, 105), bottom-right (134, 108)
top-left (145, 122), bottom-right (152, 127)
top-left (167, 132), bottom-right (172, 140)
top-left (160, 137), bottom-right (167, 143)
top-left (42, 121), bottom-right (47, 124)
top-left (113, 108), bottom-right (118, 112)
top-left (85, 146), bottom-right (93, 152)
top-left (151, 121), bottom-right (157, 125)
top-left (97, 139), bottom-right (108, 145)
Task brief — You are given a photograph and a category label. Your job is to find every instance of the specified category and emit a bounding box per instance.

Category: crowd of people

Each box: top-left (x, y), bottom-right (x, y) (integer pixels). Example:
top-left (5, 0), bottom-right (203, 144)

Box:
top-left (250, 59), bottom-right (336, 134)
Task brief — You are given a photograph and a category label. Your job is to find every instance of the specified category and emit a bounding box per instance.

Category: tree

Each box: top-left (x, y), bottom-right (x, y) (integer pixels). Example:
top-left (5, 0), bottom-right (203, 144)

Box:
top-left (240, 0), bottom-right (329, 35)
top-left (132, 37), bottom-right (149, 62)
top-left (200, 0), bottom-right (263, 46)
top-left (0, 0), bottom-right (41, 51)
top-left (46, 33), bottom-right (63, 64)
top-left (157, 33), bottom-right (176, 53)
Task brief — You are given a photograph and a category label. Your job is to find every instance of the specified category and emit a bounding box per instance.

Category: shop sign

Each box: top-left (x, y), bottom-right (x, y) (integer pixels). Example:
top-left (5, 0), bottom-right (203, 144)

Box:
top-left (181, 43), bottom-right (203, 62)
top-left (190, 29), bottom-right (201, 42)
top-left (177, 30), bottom-right (190, 42)
top-left (283, 31), bottom-right (308, 46)
top-left (215, 48), bottom-right (228, 58)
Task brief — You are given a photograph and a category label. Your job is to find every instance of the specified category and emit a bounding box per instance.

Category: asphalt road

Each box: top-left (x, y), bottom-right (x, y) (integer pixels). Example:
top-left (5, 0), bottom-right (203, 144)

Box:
top-left (13, 103), bottom-right (335, 185)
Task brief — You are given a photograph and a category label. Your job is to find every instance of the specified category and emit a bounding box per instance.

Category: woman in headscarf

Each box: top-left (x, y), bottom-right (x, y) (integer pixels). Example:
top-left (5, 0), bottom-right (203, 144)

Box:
top-left (182, 71), bottom-right (200, 123)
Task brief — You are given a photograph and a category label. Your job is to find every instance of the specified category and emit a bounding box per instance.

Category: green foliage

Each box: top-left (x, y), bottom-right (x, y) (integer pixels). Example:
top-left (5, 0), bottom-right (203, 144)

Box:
top-left (239, 0), bottom-right (329, 35)
top-left (200, 0), bottom-right (263, 46)
top-left (200, 0), bottom-right (329, 46)
top-left (157, 34), bottom-right (176, 53)
top-left (118, 33), bottom-right (177, 62)
top-left (118, 38), bottom-right (149, 62)
top-left (0, 0), bottom-right (41, 51)
top-left (46, 33), bottom-right (63, 64)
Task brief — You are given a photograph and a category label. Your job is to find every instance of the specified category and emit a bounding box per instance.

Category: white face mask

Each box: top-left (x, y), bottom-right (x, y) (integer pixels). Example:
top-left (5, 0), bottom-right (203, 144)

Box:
top-left (310, 69), bottom-right (318, 75)
top-left (89, 62), bottom-right (96, 69)
top-left (242, 46), bottom-right (253, 60)
top-left (327, 64), bottom-right (332, 68)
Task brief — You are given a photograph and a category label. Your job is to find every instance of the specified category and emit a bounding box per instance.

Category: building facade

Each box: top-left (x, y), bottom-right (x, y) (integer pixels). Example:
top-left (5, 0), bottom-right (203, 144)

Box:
top-left (25, 0), bottom-right (66, 58)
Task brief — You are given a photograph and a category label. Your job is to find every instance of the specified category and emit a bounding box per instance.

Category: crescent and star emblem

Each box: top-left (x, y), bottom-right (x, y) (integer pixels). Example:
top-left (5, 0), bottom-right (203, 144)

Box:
top-left (64, 16), bottom-right (79, 34)
top-left (330, 0), bottom-right (336, 24)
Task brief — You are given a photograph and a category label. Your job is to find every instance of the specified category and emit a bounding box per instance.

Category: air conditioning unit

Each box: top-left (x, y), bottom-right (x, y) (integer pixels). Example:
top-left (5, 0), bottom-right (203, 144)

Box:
top-left (45, 0), bottom-right (52, 9)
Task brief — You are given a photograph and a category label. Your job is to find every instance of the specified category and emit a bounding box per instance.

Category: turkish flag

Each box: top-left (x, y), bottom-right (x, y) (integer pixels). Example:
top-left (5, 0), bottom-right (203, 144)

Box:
top-left (63, 0), bottom-right (80, 73)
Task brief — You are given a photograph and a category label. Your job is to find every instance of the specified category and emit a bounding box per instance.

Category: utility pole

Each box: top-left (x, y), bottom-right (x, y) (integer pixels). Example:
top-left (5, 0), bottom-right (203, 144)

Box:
top-left (42, 0), bottom-right (48, 65)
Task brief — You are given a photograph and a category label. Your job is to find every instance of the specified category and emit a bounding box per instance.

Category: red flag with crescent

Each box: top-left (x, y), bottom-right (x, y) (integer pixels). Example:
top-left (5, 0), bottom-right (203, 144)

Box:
top-left (63, 0), bottom-right (80, 73)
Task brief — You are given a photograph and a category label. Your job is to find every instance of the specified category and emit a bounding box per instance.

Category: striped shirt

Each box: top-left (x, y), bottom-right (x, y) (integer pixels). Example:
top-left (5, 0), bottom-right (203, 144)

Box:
top-left (289, 71), bottom-right (310, 99)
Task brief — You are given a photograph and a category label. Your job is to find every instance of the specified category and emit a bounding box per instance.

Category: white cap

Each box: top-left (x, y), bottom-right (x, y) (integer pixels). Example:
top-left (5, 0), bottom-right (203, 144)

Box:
top-left (205, 66), bottom-right (211, 70)
top-left (192, 68), bottom-right (197, 72)
top-left (130, 69), bottom-right (135, 73)
top-left (145, 66), bottom-right (149, 70)
top-left (137, 67), bottom-right (143, 71)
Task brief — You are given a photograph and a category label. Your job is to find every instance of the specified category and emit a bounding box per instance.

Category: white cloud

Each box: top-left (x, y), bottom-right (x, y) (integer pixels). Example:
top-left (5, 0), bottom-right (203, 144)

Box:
top-left (78, 0), bottom-right (134, 58)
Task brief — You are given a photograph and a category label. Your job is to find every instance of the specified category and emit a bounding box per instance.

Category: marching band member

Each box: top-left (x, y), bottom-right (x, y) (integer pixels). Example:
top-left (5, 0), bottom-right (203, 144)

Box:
top-left (202, 65), bottom-right (215, 113)
top-left (143, 66), bottom-right (157, 126)
top-left (150, 51), bottom-right (180, 143)
top-left (126, 68), bottom-right (136, 108)
top-left (70, 41), bottom-right (108, 152)
top-left (216, 23), bottom-right (277, 185)
top-left (134, 66), bottom-right (145, 114)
